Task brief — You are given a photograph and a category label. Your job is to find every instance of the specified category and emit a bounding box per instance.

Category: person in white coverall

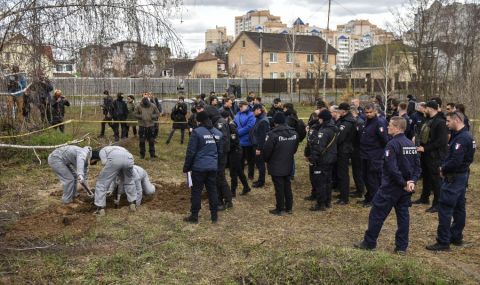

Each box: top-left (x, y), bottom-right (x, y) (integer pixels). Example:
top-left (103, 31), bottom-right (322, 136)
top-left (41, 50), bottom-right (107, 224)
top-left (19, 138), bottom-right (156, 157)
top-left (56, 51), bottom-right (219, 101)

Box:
top-left (108, 165), bottom-right (156, 207)
top-left (48, 145), bottom-right (92, 204)
top-left (90, 146), bottom-right (137, 215)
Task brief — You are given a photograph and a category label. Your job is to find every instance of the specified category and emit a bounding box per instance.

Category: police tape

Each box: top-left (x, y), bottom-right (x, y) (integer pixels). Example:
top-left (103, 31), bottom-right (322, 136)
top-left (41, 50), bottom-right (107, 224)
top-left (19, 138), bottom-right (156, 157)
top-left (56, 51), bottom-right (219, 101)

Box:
top-left (0, 119), bottom-right (186, 139)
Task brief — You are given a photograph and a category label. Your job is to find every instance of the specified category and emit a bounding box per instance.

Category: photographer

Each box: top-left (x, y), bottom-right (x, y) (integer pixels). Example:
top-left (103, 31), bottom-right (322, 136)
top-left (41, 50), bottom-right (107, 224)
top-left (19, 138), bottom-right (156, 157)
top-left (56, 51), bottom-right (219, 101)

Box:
top-left (51, 89), bottom-right (70, 133)
top-left (166, 96), bottom-right (188, 144)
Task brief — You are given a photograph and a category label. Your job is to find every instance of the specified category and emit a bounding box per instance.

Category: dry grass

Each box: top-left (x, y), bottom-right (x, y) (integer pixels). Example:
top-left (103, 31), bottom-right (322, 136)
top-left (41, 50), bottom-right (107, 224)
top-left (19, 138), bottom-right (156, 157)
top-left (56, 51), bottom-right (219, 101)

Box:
top-left (0, 104), bottom-right (478, 284)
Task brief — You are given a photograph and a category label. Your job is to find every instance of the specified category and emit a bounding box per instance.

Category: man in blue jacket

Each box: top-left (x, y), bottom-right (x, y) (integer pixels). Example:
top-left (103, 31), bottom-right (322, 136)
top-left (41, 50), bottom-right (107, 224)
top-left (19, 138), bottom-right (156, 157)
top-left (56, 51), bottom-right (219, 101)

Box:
top-left (426, 111), bottom-right (475, 251)
top-left (355, 117), bottom-right (421, 254)
top-left (183, 111), bottom-right (223, 224)
top-left (234, 101), bottom-right (256, 181)
top-left (251, 104), bottom-right (270, 188)
top-left (359, 103), bottom-right (389, 207)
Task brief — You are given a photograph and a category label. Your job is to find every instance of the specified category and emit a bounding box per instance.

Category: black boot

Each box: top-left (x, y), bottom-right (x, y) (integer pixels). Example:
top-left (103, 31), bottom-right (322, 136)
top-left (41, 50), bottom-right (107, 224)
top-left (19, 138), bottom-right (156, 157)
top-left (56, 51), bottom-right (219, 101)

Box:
top-left (183, 215), bottom-right (198, 224)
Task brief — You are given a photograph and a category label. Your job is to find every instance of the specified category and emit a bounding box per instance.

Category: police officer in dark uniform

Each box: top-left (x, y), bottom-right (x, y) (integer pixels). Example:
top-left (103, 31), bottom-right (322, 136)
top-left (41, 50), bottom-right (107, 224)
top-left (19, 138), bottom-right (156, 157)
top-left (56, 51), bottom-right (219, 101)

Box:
top-left (305, 109), bottom-right (338, 211)
top-left (183, 111), bottom-right (223, 224)
top-left (414, 100), bottom-right (448, 213)
top-left (411, 102), bottom-right (426, 143)
top-left (355, 116), bottom-right (421, 254)
top-left (349, 106), bottom-right (365, 198)
top-left (205, 105), bottom-right (233, 211)
top-left (263, 112), bottom-right (299, 215)
top-left (335, 102), bottom-right (356, 205)
top-left (426, 111), bottom-right (475, 251)
top-left (252, 104), bottom-right (270, 188)
top-left (359, 103), bottom-right (389, 207)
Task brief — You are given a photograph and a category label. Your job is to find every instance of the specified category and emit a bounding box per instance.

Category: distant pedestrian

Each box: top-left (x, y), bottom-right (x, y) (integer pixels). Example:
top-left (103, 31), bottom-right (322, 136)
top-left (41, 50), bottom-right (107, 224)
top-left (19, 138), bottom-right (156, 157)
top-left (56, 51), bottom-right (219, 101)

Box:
top-left (51, 89), bottom-right (70, 133)
top-left (134, 94), bottom-right (160, 159)
top-left (112, 93), bottom-right (129, 141)
top-left (99, 90), bottom-right (115, 138)
top-left (126, 95), bottom-right (137, 137)
top-left (166, 96), bottom-right (188, 144)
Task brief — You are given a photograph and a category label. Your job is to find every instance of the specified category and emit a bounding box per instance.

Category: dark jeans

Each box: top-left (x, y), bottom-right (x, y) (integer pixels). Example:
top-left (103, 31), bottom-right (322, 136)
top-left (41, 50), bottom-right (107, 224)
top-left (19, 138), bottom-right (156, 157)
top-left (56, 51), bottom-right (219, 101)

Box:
top-left (229, 149), bottom-right (249, 195)
top-left (191, 170), bottom-right (218, 221)
top-left (337, 152), bottom-right (350, 202)
top-left (139, 126), bottom-right (155, 157)
top-left (166, 128), bottom-right (185, 144)
top-left (217, 155), bottom-right (232, 204)
top-left (364, 192), bottom-right (411, 251)
top-left (351, 149), bottom-right (365, 195)
top-left (271, 176), bottom-right (293, 212)
top-left (361, 158), bottom-right (383, 203)
top-left (420, 155), bottom-right (441, 206)
top-left (437, 173), bottom-right (468, 245)
top-left (311, 164), bottom-right (333, 206)
top-left (100, 116), bottom-right (114, 136)
top-left (242, 146), bottom-right (255, 179)
top-left (153, 123), bottom-right (159, 138)
top-left (254, 152), bottom-right (266, 184)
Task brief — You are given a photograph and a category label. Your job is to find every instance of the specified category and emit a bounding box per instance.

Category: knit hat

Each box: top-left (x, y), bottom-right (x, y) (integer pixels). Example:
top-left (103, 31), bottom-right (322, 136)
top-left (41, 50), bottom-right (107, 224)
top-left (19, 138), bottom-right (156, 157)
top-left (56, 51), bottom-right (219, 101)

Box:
top-left (318, 109), bottom-right (332, 121)
top-left (425, 100), bottom-right (438, 110)
top-left (196, 111), bottom-right (209, 123)
top-left (273, 112), bottom-right (286, 124)
top-left (338, 102), bottom-right (350, 111)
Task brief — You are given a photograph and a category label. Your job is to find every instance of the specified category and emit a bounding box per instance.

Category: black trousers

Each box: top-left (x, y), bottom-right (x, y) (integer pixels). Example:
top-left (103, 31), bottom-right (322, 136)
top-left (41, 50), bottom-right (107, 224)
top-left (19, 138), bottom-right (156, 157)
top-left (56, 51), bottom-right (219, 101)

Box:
top-left (351, 149), bottom-right (365, 195)
top-left (309, 164), bottom-right (316, 197)
top-left (112, 122), bottom-right (128, 141)
top-left (191, 170), bottom-right (218, 221)
top-left (139, 126), bottom-right (155, 157)
top-left (311, 164), bottom-right (333, 206)
top-left (217, 155), bottom-right (232, 204)
top-left (271, 176), bottom-right (293, 212)
top-left (242, 146), bottom-right (255, 179)
top-left (420, 155), bottom-right (441, 206)
top-left (166, 128), bottom-right (186, 144)
top-left (100, 116), bottom-right (114, 136)
top-left (254, 152), bottom-right (266, 184)
top-left (153, 123), bottom-right (159, 138)
top-left (361, 158), bottom-right (383, 203)
top-left (229, 149), bottom-right (249, 195)
top-left (337, 152), bottom-right (351, 202)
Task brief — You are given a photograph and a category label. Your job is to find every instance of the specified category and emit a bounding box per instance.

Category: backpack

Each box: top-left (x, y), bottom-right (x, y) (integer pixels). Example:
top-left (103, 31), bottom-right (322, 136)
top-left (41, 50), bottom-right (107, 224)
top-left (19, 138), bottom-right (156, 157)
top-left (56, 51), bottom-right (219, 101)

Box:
top-left (296, 119), bottom-right (307, 142)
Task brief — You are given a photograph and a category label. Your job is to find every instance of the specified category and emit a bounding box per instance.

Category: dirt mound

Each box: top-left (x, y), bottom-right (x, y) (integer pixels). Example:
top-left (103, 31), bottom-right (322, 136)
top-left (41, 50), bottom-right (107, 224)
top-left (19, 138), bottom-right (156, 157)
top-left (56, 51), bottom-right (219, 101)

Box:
top-left (144, 181), bottom-right (193, 214)
top-left (4, 200), bottom-right (96, 244)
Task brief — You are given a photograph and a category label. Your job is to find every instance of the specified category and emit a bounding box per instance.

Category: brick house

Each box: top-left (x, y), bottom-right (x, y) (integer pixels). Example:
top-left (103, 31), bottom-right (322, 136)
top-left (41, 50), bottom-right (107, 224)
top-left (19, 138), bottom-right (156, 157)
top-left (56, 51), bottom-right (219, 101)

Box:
top-left (228, 31), bottom-right (338, 79)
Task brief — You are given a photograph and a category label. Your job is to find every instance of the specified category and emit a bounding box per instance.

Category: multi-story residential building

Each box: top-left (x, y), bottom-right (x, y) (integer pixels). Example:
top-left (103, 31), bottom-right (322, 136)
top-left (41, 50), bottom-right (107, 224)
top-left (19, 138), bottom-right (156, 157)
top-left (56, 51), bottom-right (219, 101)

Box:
top-left (205, 26), bottom-right (234, 51)
top-left (234, 10), bottom-right (287, 36)
top-left (228, 31), bottom-right (337, 79)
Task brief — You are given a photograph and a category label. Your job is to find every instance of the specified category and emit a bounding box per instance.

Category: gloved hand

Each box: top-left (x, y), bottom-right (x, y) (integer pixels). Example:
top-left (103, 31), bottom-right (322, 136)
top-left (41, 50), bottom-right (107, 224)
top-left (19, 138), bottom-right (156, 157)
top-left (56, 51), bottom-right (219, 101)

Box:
top-left (78, 174), bottom-right (85, 184)
top-left (183, 166), bottom-right (189, 174)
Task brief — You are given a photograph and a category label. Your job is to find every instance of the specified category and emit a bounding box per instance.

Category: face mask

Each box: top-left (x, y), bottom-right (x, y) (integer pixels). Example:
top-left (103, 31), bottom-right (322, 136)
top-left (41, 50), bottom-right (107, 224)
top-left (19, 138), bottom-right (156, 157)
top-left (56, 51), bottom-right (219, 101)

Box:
top-left (142, 98), bottom-right (150, 106)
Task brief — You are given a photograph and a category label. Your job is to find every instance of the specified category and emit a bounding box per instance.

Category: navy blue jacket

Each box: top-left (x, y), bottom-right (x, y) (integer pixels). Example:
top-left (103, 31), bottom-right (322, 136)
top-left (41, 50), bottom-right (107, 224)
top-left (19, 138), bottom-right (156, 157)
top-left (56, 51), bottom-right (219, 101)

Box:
top-left (251, 113), bottom-right (270, 150)
top-left (183, 121), bottom-right (223, 172)
top-left (441, 127), bottom-right (475, 174)
top-left (263, 125), bottom-right (299, 176)
top-left (379, 133), bottom-right (421, 197)
top-left (360, 116), bottom-right (389, 160)
top-left (234, 110), bottom-right (256, 147)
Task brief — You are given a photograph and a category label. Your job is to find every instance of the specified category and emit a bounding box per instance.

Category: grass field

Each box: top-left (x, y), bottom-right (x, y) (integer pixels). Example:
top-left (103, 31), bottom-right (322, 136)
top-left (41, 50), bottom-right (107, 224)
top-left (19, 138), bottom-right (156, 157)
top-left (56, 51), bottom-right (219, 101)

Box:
top-left (0, 104), bottom-right (479, 284)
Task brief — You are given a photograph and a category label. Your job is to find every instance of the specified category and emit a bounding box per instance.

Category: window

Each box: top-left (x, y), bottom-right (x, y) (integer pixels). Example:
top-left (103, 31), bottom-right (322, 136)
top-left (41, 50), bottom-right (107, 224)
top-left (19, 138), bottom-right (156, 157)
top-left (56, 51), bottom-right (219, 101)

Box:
top-left (286, 53), bottom-right (293, 63)
top-left (269, 52), bottom-right (278, 63)
top-left (395, 55), bottom-right (400, 65)
top-left (296, 72), bottom-right (301, 78)
top-left (411, 73), bottom-right (417, 81)
top-left (394, 73), bottom-right (400, 82)
top-left (307, 54), bottom-right (314, 63)
top-left (65, 64), bottom-right (73, 72)
top-left (307, 72), bottom-right (315, 79)
top-left (242, 40), bottom-right (246, 48)
top-left (270, 72), bottom-right (278, 79)
top-left (322, 54), bottom-right (328, 63)
top-left (240, 55), bottom-right (244, 65)
top-left (56, 64), bottom-right (63, 72)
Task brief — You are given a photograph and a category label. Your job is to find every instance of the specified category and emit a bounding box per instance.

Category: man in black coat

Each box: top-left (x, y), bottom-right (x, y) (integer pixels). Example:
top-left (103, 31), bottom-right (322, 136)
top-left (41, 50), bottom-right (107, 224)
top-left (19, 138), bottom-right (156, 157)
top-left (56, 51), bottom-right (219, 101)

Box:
top-left (305, 109), bottom-right (338, 211)
top-left (166, 96), bottom-right (188, 144)
top-left (99, 90), bottom-right (115, 138)
top-left (51, 90), bottom-right (70, 133)
top-left (335, 102), bottom-right (357, 205)
top-left (262, 112), bottom-right (299, 216)
top-left (414, 100), bottom-right (448, 213)
top-left (112, 93), bottom-right (129, 141)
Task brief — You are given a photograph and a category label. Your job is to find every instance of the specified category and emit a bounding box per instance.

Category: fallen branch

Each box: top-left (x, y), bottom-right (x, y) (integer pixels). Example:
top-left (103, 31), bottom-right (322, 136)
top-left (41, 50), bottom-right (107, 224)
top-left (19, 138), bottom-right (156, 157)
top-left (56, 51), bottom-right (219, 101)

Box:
top-left (3, 244), bottom-right (55, 251)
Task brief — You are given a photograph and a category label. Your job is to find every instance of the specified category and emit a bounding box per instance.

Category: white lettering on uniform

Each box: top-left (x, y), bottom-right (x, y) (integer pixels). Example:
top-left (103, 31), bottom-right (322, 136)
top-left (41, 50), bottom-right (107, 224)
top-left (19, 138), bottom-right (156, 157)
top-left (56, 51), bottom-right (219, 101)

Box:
top-left (278, 135), bottom-right (297, 142)
top-left (402, 147), bottom-right (417, 155)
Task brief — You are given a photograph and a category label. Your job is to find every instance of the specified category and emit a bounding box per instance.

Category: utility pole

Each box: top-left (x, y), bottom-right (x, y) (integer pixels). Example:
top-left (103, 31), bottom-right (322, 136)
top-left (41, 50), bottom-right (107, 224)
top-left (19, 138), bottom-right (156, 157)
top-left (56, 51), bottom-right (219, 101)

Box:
top-left (260, 32), bottom-right (263, 96)
top-left (322, 0), bottom-right (332, 101)
top-left (384, 40), bottom-right (389, 114)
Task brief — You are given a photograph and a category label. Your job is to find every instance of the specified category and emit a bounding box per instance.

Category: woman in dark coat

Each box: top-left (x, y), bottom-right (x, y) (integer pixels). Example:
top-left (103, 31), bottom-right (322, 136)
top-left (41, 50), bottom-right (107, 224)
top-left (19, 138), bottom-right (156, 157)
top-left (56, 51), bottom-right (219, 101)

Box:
top-left (166, 96), bottom-right (188, 144)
